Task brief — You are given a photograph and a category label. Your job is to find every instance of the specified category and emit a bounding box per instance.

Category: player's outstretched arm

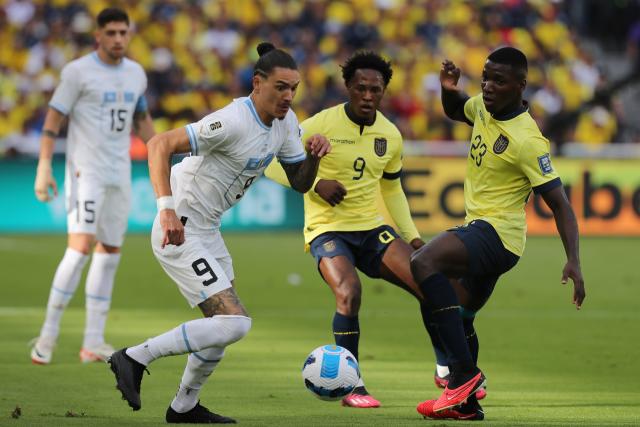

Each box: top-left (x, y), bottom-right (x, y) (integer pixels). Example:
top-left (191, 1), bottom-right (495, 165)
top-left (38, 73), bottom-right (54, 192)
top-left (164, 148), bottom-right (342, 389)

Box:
top-left (34, 107), bottom-right (66, 202)
top-left (440, 60), bottom-right (469, 122)
top-left (541, 185), bottom-right (585, 309)
top-left (281, 134), bottom-right (331, 193)
top-left (147, 128), bottom-right (192, 247)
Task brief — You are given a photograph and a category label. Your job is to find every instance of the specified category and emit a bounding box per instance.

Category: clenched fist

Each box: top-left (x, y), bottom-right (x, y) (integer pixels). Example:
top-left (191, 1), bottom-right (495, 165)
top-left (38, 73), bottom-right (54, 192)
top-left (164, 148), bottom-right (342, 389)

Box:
top-left (34, 161), bottom-right (58, 202)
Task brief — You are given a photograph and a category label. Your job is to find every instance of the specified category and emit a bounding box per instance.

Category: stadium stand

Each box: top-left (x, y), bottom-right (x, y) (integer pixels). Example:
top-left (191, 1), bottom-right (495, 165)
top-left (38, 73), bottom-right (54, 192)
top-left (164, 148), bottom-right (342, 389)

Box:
top-left (1, 0), bottom-right (639, 158)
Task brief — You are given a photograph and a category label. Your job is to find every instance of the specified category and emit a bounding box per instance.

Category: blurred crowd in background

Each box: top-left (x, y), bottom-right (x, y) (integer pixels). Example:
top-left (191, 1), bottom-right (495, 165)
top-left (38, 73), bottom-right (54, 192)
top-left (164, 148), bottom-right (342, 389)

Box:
top-left (1, 0), bottom-right (640, 159)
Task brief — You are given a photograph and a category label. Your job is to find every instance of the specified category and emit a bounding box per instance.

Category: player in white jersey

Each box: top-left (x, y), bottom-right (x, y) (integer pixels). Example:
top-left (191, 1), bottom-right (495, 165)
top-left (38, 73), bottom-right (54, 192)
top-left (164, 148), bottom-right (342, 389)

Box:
top-left (107, 42), bottom-right (330, 424)
top-left (31, 8), bottom-right (155, 365)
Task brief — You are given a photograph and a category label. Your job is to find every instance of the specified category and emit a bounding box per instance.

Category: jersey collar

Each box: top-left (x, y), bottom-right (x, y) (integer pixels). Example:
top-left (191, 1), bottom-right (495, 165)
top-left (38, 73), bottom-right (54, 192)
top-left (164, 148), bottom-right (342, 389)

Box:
top-left (491, 100), bottom-right (529, 121)
top-left (91, 52), bottom-right (125, 69)
top-left (344, 103), bottom-right (376, 135)
top-left (244, 97), bottom-right (271, 131)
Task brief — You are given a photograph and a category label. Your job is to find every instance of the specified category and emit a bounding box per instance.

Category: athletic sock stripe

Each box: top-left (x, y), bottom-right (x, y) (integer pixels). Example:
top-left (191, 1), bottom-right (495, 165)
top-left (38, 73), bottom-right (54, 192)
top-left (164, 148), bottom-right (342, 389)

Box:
top-left (433, 305), bottom-right (460, 314)
top-left (191, 351), bottom-right (221, 364)
top-left (52, 286), bottom-right (74, 296)
top-left (181, 324), bottom-right (194, 353)
top-left (86, 293), bottom-right (110, 301)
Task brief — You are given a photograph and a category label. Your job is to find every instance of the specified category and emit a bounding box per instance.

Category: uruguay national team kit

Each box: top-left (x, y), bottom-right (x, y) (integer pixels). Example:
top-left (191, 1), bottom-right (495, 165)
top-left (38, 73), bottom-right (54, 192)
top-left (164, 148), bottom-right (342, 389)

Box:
top-left (50, 52), bottom-right (148, 246)
top-left (152, 97), bottom-right (306, 306)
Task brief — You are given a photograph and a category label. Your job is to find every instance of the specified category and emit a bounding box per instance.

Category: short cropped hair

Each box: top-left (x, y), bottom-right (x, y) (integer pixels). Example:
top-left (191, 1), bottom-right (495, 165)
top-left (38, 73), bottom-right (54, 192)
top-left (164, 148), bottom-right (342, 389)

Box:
top-left (254, 42), bottom-right (297, 76)
top-left (97, 7), bottom-right (129, 28)
top-left (487, 47), bottom-right (528, 79)
top-left (341, 51), bottom-right (393, 87)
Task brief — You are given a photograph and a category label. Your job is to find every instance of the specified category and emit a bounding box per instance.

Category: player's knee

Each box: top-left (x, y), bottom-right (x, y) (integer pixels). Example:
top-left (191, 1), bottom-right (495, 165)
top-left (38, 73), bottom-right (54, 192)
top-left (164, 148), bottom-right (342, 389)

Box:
top-left (215, 315), bottom-right (252, 345)
top-left (410, 246), bottom-right (437, 282)
top-left (70, 244), bottom-right (91, 256)
top-left (334, 288), bottom-right (361, 315)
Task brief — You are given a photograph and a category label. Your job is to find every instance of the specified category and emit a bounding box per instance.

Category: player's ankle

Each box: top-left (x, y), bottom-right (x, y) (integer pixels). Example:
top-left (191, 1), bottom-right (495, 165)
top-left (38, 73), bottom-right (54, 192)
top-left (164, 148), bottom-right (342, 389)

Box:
top-left (449, 363), bottom-right (478, 388)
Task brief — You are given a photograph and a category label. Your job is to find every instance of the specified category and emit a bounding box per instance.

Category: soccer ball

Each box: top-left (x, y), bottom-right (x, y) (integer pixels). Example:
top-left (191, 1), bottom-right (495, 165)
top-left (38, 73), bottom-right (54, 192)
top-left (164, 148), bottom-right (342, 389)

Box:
top-left (301, 345), bottom-right (360, 401)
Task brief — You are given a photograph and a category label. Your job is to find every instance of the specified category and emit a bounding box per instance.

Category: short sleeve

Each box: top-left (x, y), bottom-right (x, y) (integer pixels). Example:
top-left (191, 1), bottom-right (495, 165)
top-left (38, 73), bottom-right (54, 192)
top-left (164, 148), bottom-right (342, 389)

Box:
top-left (518, 135), bottom-right (560, 191)
top-left (136, 67), bottom-right (149, 113)
top-left (463, 94), bottom-right (482, 125)
top-left (184, 111), bottom-right (238, 156)
top-left (277, 110), bottom-right (306, 164)
top-left (135, 95), bottom-right (148, 113)
top-left (49, 64), bottom-right (81, 115)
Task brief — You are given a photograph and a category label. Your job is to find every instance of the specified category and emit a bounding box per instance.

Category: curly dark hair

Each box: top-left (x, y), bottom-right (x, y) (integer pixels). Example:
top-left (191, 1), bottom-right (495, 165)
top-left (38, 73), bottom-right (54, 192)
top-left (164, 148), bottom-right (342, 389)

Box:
top-left (341, 51), bottom-right (393, 87)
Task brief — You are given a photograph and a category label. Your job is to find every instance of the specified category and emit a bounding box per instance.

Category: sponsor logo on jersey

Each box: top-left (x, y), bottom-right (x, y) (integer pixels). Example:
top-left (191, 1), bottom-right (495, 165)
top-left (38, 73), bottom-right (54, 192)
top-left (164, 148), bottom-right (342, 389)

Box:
top-left (478, 109), bottom-right (486, 126)
top-left (493, 134), bottom-right (509, 154)
top-left (374, 138), bottom-right (387, 156)
top-left (330, 138), bottom-right (355, 145)
top-left (537, 153), bottom-right (553, 175)
top-left (209, 121), bottom-right (222, 131)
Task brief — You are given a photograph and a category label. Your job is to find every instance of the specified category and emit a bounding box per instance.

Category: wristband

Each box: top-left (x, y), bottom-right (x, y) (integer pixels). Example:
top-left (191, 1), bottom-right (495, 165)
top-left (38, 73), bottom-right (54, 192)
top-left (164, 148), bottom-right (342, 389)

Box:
top-left (157, 196), bottom-right (175, 211)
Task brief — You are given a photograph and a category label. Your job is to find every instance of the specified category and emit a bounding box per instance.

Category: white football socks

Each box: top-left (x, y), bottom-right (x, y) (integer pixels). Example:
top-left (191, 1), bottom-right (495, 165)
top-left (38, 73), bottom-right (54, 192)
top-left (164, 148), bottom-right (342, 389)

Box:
top-left (40, 248), bottom-right (89, 340)
top-left (83, 252), bottom-right (121, 348)
top-left (170, 346), bottom-right (225, 413)
top-left (126, 315), bottom-right (251, 366)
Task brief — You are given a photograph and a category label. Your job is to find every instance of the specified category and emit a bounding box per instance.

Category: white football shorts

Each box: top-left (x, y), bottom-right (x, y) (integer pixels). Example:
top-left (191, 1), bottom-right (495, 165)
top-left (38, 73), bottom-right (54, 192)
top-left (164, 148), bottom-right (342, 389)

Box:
top-left (151, 215), bottom-right (234, 308)
top-left (65, 168), bottom-right (130, 247)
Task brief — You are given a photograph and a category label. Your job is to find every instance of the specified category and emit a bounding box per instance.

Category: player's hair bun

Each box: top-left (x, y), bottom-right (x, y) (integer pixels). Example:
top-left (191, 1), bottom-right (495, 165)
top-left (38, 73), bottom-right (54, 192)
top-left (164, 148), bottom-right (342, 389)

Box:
top-left (257, 42), bottom-right (276, 56)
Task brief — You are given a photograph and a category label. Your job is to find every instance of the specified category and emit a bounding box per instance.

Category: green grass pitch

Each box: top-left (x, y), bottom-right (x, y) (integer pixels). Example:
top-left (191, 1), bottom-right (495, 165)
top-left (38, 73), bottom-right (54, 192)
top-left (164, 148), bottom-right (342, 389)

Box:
top-left (1, 233), bottom-right (639, 426)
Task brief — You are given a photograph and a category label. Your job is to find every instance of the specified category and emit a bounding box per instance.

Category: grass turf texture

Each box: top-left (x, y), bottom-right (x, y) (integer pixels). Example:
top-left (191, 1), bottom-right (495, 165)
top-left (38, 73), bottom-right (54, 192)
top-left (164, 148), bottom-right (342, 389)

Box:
top-left (0, 233), bottom-right (639, 426)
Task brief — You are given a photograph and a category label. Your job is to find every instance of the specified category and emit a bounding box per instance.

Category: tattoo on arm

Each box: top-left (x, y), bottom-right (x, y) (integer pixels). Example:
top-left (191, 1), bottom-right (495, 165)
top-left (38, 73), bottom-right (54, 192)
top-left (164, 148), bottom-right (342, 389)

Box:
top-left (43, 129), bottom-right (58, 138)
top-left (198, 287), bottom-right (248, 317)
top-left (281, 157), bottom-right (319, 193)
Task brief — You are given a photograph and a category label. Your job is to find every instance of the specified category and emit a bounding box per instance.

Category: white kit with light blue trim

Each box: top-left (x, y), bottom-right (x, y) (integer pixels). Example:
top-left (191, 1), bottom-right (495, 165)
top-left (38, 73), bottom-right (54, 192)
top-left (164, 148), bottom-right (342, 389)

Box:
top-left (175, 96), bottom-right (306, 232)
top-left (49, 52), bottom-right (147, 184)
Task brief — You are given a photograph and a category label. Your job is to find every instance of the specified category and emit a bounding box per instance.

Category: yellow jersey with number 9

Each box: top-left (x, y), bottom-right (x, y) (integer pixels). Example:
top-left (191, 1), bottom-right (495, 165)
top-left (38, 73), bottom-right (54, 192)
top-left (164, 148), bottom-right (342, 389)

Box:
top-left (299, 104), bottom-right (403, 244)
top-left (462, 94), bottom-right (560, 256)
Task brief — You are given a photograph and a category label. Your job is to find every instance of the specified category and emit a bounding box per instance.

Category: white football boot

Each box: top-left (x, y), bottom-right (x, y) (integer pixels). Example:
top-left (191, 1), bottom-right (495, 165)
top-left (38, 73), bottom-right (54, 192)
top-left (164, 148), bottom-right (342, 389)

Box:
top-left (30, 336), bottom-right (56, 365)
top-left (80, 342), bottom-right (116, 363)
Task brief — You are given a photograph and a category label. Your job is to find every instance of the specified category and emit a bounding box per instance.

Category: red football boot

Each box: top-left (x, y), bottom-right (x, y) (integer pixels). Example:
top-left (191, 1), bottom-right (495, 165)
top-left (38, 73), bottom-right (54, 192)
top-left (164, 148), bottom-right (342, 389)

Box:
top-left (432, 371), bottom-right (486, 412)
top-left (417, 399), bottom-right (484, 421)
top-left (341, 386), bottom-right (381, 408)
top-left (434, 370), bottom-right (487, 400)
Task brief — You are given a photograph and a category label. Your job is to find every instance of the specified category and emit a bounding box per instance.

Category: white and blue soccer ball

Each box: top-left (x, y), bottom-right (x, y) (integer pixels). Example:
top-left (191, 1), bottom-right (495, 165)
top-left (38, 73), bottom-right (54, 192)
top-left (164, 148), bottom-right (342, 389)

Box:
top-left (301, 345), bottom-right (361, 401)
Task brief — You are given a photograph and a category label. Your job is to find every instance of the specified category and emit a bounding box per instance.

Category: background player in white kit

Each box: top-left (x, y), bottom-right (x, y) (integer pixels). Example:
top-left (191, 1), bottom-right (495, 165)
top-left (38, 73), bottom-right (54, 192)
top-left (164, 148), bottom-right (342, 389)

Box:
top-left (107, 42), bottom-right (330, 424)
top-left (31, 8), bottom-right (155, 365)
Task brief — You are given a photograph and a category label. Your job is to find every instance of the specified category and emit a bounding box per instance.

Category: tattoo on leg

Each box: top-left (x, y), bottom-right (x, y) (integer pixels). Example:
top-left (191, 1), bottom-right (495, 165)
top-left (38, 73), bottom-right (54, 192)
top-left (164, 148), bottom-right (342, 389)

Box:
top-left (199, 288), bottom-right (248, 317)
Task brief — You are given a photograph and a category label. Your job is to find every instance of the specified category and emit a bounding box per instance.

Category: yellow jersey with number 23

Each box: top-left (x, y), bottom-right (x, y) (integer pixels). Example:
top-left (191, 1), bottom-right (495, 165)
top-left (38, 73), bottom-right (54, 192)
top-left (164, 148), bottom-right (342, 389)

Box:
top-left (462, 94), bottom-right (560, 256)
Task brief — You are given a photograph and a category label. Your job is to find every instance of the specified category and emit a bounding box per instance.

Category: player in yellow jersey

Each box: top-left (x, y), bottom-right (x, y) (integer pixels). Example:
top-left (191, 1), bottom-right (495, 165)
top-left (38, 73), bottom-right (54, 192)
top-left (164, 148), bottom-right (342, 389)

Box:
top-left (266, 51), bottom-right (452, 408)
top-left (411, 47), bottom-right (586, 420)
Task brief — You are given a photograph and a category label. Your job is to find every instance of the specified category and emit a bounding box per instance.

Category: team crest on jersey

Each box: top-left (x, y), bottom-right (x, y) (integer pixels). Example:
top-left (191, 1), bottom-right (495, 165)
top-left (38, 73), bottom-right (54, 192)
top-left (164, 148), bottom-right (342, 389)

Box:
top-left (374, 138), bottom-right (387, 156)
top-left (323, 240), bottom-right (336, 253)
top-left (493, 134), bottom-right (509, 154)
